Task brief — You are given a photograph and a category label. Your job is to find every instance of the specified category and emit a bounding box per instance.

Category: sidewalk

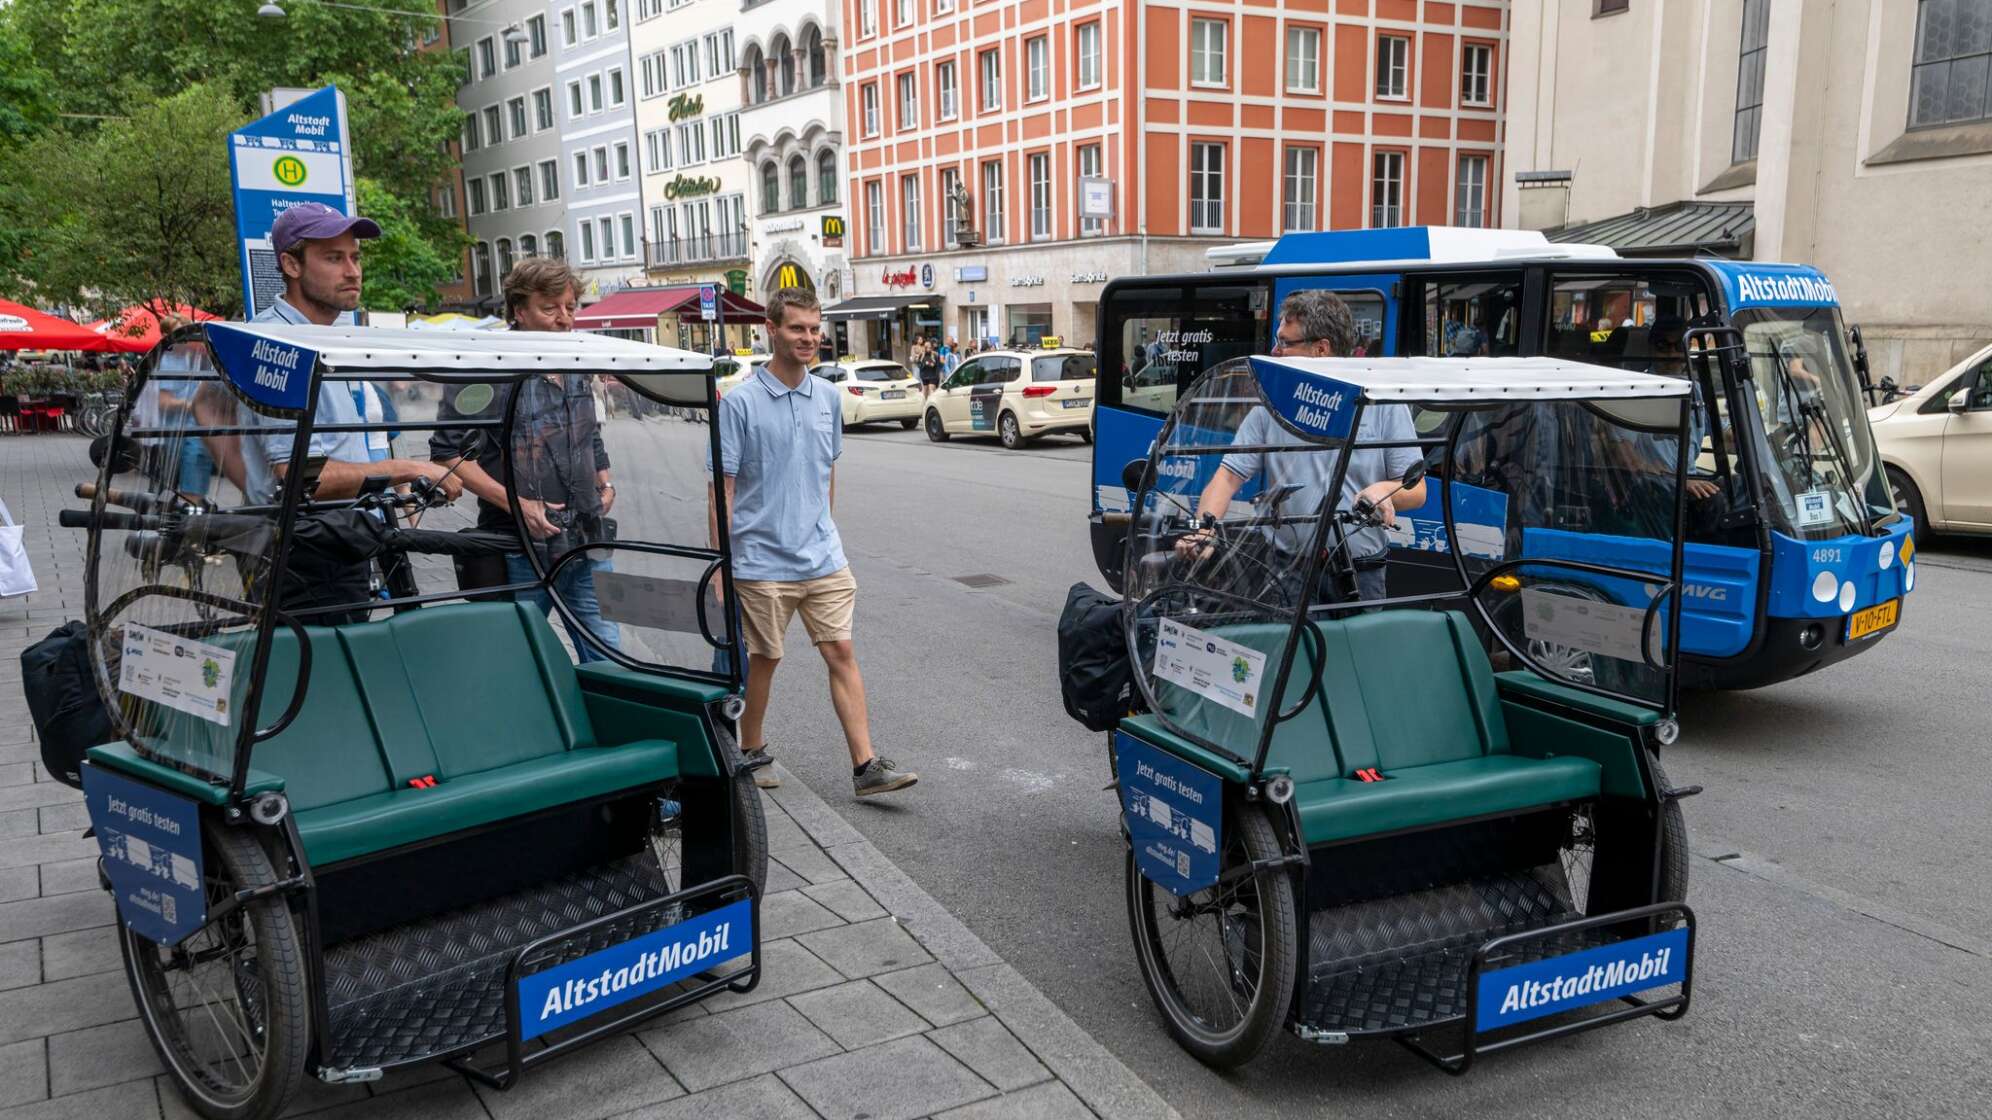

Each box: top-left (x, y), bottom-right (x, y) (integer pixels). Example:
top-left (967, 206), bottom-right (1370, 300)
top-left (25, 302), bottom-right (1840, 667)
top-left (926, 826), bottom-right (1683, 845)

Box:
top-left (0, 435), bottom-right (1177, 1120)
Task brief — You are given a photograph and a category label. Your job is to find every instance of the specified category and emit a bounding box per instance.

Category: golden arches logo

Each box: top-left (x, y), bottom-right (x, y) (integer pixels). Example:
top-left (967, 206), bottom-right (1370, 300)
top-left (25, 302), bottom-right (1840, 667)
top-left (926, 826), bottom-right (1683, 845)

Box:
top-left (776, 263), bottom-right (810, 290)
top-left (821, 215), bottom-right (846, 238)
top-left (273, 156), bottom-right (308, 186)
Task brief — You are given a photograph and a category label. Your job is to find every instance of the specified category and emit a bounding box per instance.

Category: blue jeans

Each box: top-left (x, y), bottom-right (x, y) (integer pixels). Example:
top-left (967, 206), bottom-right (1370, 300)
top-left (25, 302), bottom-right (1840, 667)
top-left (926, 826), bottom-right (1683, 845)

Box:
top-left (506, 552), bottom-right (620, 663)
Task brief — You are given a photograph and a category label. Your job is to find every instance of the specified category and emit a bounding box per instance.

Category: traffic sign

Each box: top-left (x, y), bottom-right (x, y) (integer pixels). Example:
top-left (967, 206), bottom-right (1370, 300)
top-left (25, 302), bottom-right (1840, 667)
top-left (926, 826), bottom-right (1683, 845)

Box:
top-left (228, 86), bottom-right (355, 320)
top-left (699, 284), bottom-right (718, 322)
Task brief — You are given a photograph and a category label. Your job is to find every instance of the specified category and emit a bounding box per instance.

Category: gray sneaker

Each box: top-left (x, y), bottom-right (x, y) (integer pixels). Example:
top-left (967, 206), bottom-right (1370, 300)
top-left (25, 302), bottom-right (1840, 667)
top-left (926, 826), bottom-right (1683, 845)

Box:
top-left (854, 757), bottom-right (918, 797)
top-left (742, 747), bottom-right (781, 789)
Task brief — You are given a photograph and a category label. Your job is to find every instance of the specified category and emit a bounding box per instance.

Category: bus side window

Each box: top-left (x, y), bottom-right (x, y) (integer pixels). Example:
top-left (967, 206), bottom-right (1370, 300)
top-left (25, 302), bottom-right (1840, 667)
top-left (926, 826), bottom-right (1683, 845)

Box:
top-left (1422, 280), bottom-right (1522, 358)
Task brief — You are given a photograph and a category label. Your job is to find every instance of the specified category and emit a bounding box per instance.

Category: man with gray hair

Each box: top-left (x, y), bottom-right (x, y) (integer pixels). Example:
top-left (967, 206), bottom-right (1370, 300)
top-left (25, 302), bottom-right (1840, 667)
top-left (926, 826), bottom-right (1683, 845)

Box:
top-left (1178, 288), bottom-right (1426, 601)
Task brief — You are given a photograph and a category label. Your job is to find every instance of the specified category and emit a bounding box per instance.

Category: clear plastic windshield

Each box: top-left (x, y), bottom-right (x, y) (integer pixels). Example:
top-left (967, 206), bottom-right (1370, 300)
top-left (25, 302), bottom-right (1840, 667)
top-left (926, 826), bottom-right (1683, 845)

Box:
top-left (1733, 307), bottom-right (1893, 539)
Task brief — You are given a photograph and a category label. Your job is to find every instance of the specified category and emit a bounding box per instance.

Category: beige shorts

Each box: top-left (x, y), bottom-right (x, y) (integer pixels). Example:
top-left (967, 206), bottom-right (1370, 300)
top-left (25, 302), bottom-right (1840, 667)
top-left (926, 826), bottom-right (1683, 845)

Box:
top-left (734, 567), bottom-right (857, 660)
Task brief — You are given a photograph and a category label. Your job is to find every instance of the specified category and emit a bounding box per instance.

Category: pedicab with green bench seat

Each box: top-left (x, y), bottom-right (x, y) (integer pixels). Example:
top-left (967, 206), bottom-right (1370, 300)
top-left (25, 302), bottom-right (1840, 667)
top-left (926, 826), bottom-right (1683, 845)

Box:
top-left (1111, 355), bottom-right (1701, 1070)
top-left (65, 323), bottom-right (766, 1119)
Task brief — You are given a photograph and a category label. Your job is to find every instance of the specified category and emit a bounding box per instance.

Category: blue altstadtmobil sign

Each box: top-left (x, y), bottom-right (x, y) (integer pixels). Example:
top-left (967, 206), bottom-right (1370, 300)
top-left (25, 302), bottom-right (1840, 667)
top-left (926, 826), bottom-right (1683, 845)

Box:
top-left (84, 765), bottom-right (207, 946)
top-left (228, 87), bottom-right (355, 320)
top-left (517, 898), bottom-right (754, 1040)
top-left (1117, 733), bottom-right (1222, 895)
top-left (203, 323), bottom-right (319, 416)
top-left (1250, 357), bottom-right (1359, 441)
top-left (1475, 927), bottom-right (1689, 1031)
top-left (1706, 261), bottom-right (1841, 311)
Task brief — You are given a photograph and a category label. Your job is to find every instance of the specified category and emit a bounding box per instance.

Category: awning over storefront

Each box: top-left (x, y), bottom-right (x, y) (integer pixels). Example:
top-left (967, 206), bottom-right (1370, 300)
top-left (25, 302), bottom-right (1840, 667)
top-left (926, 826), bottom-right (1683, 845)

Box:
top-left (1548, 200), bottom-right (1755, 258)
top-left (575, 286), bottom-right (766, 330)
top-left (821, 294), bottom-right (936, 321)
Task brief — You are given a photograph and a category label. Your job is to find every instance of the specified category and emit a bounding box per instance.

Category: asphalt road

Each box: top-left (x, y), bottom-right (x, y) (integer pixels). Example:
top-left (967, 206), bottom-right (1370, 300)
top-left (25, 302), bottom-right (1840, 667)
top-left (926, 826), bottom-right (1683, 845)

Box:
top-left (744, 422), bottom-right (1992, 1120)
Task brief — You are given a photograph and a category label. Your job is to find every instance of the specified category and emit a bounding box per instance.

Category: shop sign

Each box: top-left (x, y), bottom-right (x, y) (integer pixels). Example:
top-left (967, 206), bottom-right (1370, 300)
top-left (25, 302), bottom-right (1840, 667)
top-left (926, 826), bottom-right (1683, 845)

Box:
top-left (668, 93), bottom-right (704, 122)
top-left (665, 175), bottom-right (723, 200)
top-left (920, 263), bottom-right (935, 290)
top-left (1079, 177), bottom-right (1115, 220)
top-left (882, 266), bottom-right (919, 288)
top-left (764, 218), bottom-right (806, 234)
top-left (1010, 275), bottom-right (1046, 287)
top-left (724, 269), bottom-right (749, 296)
top-left (822, 215), bottom-right (846, 247)
top-left (955, 265), bottom-right (988, 283)
top-left (1072, 271), bottom-right (1110, 284)
top-left (774, 261), bottom-right (813, 290)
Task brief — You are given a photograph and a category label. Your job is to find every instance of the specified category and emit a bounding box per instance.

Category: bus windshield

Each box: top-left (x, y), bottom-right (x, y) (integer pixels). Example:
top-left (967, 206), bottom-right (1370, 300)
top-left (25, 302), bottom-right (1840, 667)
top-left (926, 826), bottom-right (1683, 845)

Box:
top-left (1732, 306), bottom-right (1893, 540)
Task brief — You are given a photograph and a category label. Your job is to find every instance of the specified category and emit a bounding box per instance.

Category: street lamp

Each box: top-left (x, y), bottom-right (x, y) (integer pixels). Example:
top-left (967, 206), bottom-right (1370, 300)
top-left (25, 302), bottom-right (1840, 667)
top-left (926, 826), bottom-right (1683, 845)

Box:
top-left (257, 1), bottom-right (529, 46)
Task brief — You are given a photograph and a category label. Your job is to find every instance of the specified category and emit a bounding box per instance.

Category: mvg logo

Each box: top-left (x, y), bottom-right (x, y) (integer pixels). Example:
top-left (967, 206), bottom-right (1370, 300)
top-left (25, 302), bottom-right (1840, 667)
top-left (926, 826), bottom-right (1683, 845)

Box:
top-left (1646, 583), bottom-right (1730, 603)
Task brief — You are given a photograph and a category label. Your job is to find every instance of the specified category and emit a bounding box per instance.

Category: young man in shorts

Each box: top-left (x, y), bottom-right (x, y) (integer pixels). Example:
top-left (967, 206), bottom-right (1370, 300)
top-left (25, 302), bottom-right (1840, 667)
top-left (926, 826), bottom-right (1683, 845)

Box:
top-left (712, 288), bottom-right (918, 798)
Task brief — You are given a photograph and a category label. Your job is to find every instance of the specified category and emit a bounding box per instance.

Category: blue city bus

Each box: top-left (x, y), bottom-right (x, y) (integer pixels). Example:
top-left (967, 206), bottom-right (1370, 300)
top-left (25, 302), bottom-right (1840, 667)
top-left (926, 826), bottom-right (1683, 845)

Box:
top-left (1088, 227), bottom-right (1912, 690)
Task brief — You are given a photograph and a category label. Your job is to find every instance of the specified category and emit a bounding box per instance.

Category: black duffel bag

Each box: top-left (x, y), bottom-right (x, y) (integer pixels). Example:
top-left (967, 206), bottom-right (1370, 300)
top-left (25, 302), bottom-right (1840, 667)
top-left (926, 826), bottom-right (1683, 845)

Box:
top-left (1057, 582), bottom-right (1142, 733)
top-left (19, 621), bottom-right (115, 789)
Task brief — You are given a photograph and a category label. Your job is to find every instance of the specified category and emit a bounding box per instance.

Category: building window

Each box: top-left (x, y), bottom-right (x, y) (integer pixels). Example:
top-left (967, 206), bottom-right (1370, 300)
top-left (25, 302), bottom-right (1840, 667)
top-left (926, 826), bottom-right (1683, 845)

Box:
top-left (608, 67), bottom-right (626, 107)
top-left (1029, 152), bottom-right (1051, 239)
top-left (507, 96), bottom-right (527, 139)
top-left (938, 61), bottom-right (959, 119)
top-left (806, 27), bottom-right (828, 87)
top-left (515, 166), bottom-right (534, 207)
top-left (528, 15), bottom-right (547, 57)
top-left (1189, 141), bottom-right (1224, 233)
top-left (1282, 146), bottom-right (1317, 232)
top-left (573, 152), bottom-right (590, 189)
top-left (606, 0), bottom-right (620, 32)
top-left (1371, 151), bottom-right (1404, 227)
top-left (902, 174), bottom-right (921, 250)
top-left (1733, 0), bottom-right (1770, 159)
top-left (599, 217), bottom-right (616, 259)
top-left (520, 233), bottom-right (536, 258)
top-left (1376, 34), bottom-right (1410, 99)
top-left (1594, 0), bottom-right (1630, 15)
top-left (504, 32), bottom-right (522, 70)
top-left (1078, 143), bottom-right (1103, 235)
top-left (546, 230), bottom-right (563, 259)
top-left (473, 242), bottom-right (493, 295)
top-left (1190, 19), bottom-right (1228, 87)
top-left (1286, 26), bottom-right (1320, 93)
top-left (467, 178), bottom-right (487, 215)
top-left (463, 113), bottom-right (481, 152)
top-left (1461, 43), bottom-right (1492, 106)
top-left (582, 2), bottom-right (599, 40)
top-left (477, 37), bottom-right (496, 79)
top-left (676, 122), bottom-right (705, 165)
top-left (435, 180), bottom-right (456, 218)
top-left (982, 160), bottom-right (1005, 242)
top-left (818, 151), bottom-right (838, 203)
top-left (1909, 0), bottom-right (1992, 128)
top-left (568, 81), bottom-right (584, 117)
top-left (897, 0), bottom-right (913, 26)
top-left (898, 72), bottom-right (918, 129)
top-left (670, 41), bottom-right (700, 89)
top-left (861, 0), bottom-right (877, 38)
top-left (1027, 36), bottom-right (1049, 101)
top-left (497, 237), bottom-right (514, 278)
top-left (941, 167), bottom-right (962, 246)
top-left (760, 163), bottom-right (780, 213)
top-left (645, 128), bottom-right (670, 172)
top-left (561, 9), bottom-right (576, 47)
top-left (490, 172), bottom-right (509, 211)
top-left (980, 49), bottom-right (1002, 111)
top-left (540, 159), bottom-right (560, 201)
top-left (481, 105), bottom-right (502, 145)
top-left (534, 88), bottom-right (553, 131)
top-left (594, 146), bottom-right (610, 181)
top-left (710, 112), bottom-right (741, 159)
top-left (789, 156), bottom-right (809, 210)
top-left (863, 83), bottom-right (881, 136)
top-left (580, 220), bottom-right (596, 263)
top-left (1456, 154), bottom-right (1488, 227)
top-left (1077, 23), bottom-right (1102, 90)
top-left (866, 180), bottom-right (884, 252)
top-left (620, 214), bottom-right (636, 259)
top-left (616, 141), bottom-right (631, 179)
top-left (706, 28), bottom-right (735, 76)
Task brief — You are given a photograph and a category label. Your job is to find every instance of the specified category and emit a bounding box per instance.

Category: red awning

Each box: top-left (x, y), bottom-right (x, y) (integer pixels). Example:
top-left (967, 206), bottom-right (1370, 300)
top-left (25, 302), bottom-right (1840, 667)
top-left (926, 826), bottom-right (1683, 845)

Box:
top-left (574, 287), bottom-right (768, 330)
top-left (0, 298), bottom-right (115, 352)
top-left (90, 303), bottom-right (220, 353)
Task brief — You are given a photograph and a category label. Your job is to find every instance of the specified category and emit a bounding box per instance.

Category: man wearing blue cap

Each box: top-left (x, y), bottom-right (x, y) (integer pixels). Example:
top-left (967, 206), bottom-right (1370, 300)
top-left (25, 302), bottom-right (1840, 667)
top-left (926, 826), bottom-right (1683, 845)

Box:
top-left (252, 202), bottom-right (462, 502)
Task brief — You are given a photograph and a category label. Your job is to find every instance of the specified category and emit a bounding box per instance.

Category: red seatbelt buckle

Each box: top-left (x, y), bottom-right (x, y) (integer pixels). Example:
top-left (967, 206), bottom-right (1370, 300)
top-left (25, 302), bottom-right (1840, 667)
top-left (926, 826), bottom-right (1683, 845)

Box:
top-left (1354, 768), bottom-right (1385, 783)
top-left (407, 775), bottom-right (438, 789)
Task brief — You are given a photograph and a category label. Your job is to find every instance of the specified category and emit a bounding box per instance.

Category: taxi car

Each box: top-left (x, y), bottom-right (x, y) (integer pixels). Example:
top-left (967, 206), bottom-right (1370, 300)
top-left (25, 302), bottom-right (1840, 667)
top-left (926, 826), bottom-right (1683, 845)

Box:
top-left (1871, 340), bottom-right (1992, 546)
top-left (811, 359), bottom-right (923, 429)
top-left (712, 352), bottom-right (773, 399)
top-left (923, 347), bottom-right (1096, 449)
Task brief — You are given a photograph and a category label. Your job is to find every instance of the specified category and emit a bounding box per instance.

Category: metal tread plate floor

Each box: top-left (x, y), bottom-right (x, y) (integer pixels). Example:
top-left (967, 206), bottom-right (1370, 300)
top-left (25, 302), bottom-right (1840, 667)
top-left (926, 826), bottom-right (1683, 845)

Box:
top-left (319, 852), bottom-right (683, 1070)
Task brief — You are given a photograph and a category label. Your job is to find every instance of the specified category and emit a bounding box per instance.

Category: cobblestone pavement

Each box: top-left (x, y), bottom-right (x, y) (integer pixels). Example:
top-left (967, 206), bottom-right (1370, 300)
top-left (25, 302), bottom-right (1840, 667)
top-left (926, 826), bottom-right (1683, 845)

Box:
top-left (0, 434), bottom-right (1178, 1120)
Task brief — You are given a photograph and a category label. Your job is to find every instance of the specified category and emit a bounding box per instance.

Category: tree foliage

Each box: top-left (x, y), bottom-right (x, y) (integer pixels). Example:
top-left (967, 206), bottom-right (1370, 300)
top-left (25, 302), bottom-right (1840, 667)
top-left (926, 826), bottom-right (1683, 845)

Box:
top-left (0, 0), bottom-right (465, 310)
top-left (357, 177), bottom-right (466, 313)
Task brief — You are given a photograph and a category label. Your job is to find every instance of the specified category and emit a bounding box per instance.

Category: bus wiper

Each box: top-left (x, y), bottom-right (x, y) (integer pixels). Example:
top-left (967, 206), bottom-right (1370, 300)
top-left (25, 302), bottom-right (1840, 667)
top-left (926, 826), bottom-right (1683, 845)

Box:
top-left (1763, 346), bottom-right (1875, 536)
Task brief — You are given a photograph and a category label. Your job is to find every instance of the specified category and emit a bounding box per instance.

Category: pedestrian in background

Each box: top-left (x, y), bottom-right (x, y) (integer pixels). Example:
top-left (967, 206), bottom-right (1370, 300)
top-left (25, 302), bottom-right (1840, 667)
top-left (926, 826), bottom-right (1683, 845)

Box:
top-left (917, 336), bottom-right (943, 392)
top-left (942, 336), bottom-right (960, 378)
top-left (711, 287), bottom-right (918, 798)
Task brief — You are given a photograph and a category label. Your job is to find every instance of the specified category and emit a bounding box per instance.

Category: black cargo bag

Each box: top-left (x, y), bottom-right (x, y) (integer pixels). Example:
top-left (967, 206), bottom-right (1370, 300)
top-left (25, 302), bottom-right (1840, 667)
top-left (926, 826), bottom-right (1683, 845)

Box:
top-left (1057, 582), bottom-right (1143, 733)
top-left (19, 621), bottom-right (115, 789)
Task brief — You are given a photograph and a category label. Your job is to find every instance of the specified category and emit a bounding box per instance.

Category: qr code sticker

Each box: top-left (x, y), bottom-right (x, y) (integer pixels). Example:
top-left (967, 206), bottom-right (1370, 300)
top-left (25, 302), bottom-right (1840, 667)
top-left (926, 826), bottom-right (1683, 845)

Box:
top-left (1176, 851), bottom-right (1190, 878)
top-left (161, 894), bottom-right (177, 925)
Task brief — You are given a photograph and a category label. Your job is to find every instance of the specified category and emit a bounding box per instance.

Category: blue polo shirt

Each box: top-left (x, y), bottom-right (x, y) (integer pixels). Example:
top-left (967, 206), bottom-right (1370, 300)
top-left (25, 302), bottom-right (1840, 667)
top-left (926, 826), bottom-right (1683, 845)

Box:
top-left (718, 366), bottom-right (846, 581)
top-left (251, 297), bottom-right (387, 471)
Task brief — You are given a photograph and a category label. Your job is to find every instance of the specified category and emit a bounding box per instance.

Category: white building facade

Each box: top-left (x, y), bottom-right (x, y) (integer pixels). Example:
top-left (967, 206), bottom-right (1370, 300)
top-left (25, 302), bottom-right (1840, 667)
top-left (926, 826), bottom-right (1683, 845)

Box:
top-left (457, 0), bottom-right (567, 310)
top-left (739, 0), bottom-right (849, 327)
top-left (553, 0), bottom-right (646, 300)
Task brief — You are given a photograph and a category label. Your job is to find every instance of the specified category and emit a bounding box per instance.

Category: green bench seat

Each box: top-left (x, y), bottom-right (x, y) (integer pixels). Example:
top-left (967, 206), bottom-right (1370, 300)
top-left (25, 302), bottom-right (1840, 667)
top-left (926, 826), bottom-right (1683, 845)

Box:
top-left (89, 601), bottom-right (682, 867)
top-left (1124, 610), bottom-right (1604, 847)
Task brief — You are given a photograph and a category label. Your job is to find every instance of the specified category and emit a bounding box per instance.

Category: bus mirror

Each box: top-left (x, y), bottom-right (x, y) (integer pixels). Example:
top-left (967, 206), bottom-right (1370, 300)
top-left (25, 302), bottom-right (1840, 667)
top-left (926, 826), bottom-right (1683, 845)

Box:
top-left (1849, 324), bottom-right (1873, 388)
top-left (1122, 460), bottom-right (1148, 492)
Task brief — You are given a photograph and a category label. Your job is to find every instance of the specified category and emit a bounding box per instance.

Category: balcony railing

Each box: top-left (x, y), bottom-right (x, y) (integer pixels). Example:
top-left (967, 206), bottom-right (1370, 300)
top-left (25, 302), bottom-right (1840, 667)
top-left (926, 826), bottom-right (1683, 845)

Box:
top-left (645, 230), bottom-right (750, 269)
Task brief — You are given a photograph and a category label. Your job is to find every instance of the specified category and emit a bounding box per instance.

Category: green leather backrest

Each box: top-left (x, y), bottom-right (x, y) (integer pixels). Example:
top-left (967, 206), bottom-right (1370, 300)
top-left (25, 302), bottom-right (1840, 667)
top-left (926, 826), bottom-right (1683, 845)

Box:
top-left (516, 601), bottom-right (597, 750)
top-left (336, 625), bottom-right (444, 786)
top-left (381, 602), bottom-right (587, 777)
top-left (245, 628), bottom-right (395, 812)
top-left (1149, 621), bottom-right (1347, 785)
top-left (1324, 610), bottom-right (1506, 770)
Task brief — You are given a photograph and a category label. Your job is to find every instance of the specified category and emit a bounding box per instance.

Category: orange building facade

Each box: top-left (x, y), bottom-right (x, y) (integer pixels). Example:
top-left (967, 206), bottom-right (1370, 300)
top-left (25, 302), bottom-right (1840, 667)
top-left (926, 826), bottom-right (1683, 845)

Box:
top-left (837, 0), bottom-right (1508, 354)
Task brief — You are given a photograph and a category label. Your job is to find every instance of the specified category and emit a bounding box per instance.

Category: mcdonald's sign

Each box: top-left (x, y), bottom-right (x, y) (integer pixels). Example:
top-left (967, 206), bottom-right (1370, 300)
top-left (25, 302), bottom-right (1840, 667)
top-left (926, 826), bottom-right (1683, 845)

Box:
top-left (773, 262), bottom-right (814, 291)
top-left (821, 214), bottom-right (846, 247)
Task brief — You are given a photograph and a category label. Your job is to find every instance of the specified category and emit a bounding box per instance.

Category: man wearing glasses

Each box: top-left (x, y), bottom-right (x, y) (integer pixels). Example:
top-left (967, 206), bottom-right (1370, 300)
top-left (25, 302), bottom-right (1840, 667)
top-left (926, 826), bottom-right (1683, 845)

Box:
top-left (1176, 289), bottom-right (1426, 602)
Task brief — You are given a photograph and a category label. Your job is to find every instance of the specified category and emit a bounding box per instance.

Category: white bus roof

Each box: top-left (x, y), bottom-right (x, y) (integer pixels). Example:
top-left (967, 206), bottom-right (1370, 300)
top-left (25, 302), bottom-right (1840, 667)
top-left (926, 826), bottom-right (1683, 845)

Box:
top-left (203, 322), bottom-right (712, 376)
top-left (1205, 226), bottom-right (1620, 270)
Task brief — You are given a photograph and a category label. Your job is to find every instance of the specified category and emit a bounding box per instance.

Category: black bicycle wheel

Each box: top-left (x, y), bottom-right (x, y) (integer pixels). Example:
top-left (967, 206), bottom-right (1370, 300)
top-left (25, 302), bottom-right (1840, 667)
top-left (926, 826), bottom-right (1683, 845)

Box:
top-left (1126, 801), bottom-right (1296, 1068)
top-left (123, 824), bottom-right (308, 1120)
top-left (1558, 755), bottom-right (1688, 914)
top-left (651, 726), bottom-right (768, 895)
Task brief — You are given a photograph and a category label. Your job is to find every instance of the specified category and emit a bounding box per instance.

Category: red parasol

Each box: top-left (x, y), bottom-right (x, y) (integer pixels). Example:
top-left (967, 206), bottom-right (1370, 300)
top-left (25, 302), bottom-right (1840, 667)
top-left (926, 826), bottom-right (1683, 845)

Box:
top-left (0, 298), bottom-right (114, 352)
top-left (90, 302), bottom-right (220, 353)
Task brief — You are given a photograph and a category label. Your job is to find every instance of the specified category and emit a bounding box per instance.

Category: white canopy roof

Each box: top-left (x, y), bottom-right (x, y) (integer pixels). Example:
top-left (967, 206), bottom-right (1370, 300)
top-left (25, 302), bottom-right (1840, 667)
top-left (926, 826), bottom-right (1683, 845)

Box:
top-left (1255, 355), bottom-right (1692, 402)
top-left (204, 322), bottom-right (711, 376)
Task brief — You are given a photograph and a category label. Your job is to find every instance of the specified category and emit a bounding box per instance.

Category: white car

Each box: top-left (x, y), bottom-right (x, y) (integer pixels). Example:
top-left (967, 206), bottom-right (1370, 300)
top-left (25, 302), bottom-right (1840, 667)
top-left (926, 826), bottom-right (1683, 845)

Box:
top-left (923, 348), bottom-right (1097, 449)
top-left (711, 354), bottom-right (772, 400)
top-left (811, 359), bottom-right (923, 429)
top-left (1870, 340), bottom-right (1992, 546)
